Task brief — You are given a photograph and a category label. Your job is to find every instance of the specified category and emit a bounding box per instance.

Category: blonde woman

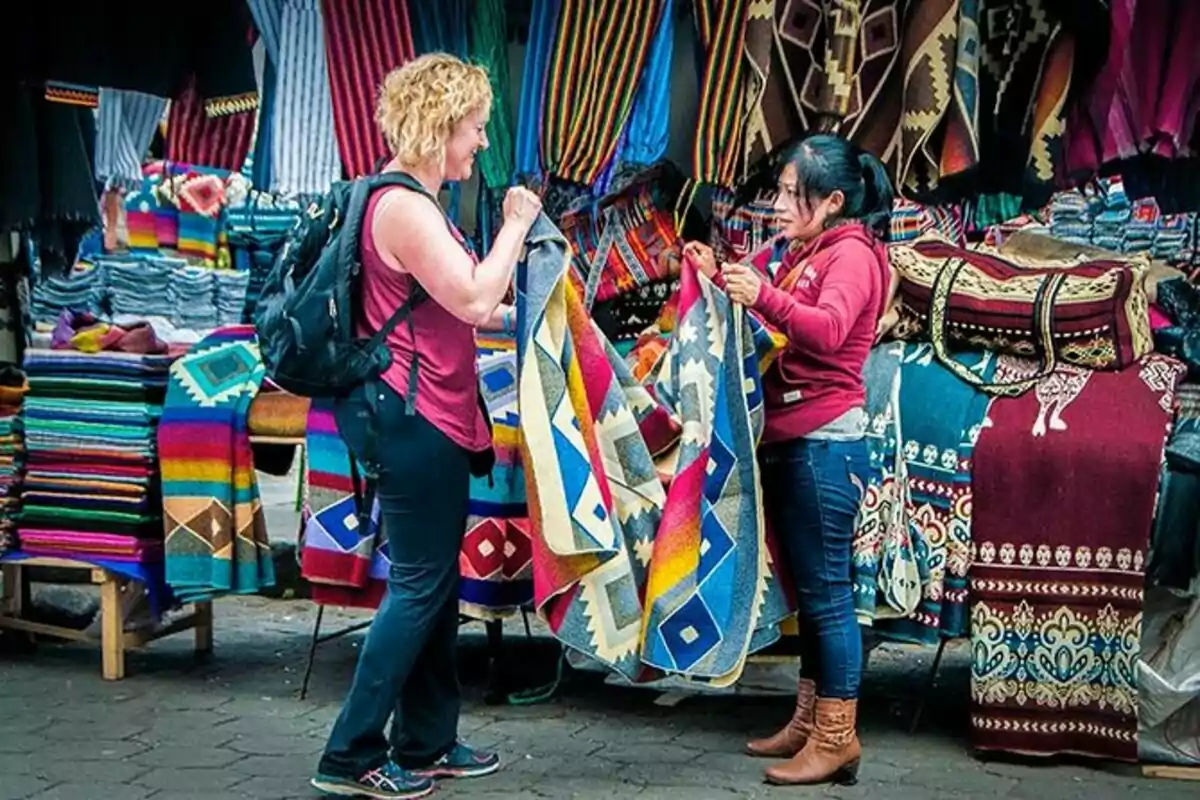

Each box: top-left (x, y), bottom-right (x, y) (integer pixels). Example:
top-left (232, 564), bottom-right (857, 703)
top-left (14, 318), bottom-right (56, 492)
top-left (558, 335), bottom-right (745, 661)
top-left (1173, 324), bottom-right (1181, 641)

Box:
top-left (313, 54), bottom-right (541, 800)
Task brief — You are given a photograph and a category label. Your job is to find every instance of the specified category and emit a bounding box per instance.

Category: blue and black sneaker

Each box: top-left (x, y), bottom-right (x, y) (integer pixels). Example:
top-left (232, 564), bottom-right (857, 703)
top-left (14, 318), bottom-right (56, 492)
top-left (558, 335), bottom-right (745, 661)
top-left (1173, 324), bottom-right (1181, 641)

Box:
top-left (407, 742), bottom-right (501, 780)
top-left (311, 761), bottom-right (434, 799)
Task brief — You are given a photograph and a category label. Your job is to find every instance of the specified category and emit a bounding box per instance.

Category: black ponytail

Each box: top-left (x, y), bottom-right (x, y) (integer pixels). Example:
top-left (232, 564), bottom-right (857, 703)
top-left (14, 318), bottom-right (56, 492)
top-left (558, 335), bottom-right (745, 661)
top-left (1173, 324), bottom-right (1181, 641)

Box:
top-left (781, 134), bottom-right (895, 242)
top-left (857, 150), bottom-right (894, 242)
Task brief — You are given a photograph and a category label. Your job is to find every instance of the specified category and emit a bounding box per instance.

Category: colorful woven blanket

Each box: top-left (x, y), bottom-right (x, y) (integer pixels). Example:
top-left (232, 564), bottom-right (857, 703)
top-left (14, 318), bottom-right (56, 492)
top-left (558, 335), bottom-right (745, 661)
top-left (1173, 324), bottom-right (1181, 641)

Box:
top-left (19, 351), bottom-right (168, 550)
top-left (873, 343), bottom-right (997, 645)
top-left (516, 220), bottom-right (789, 685)
top-left (159, 325), bottom-right (274, 602)
top-left (299, 335), bottom-right (534, 619)
top-left (969, 353), bottom-right (1187, 762)
top-left (852, 341), bottom-right (908, 624)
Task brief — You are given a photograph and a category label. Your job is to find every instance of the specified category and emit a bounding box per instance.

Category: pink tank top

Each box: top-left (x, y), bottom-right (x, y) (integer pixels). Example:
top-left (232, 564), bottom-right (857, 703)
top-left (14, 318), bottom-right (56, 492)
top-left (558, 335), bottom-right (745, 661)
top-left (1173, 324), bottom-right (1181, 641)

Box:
top-left (357, 186), bottom-right (491, 453)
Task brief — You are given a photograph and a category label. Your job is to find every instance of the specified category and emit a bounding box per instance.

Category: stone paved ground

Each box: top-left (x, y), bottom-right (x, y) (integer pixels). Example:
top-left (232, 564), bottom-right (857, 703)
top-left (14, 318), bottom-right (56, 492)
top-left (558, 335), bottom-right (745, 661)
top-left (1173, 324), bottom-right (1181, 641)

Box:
top-left (2, 474), bottom-right (1194, 800)
top-left (3, 595), bottom-right (1192, 800)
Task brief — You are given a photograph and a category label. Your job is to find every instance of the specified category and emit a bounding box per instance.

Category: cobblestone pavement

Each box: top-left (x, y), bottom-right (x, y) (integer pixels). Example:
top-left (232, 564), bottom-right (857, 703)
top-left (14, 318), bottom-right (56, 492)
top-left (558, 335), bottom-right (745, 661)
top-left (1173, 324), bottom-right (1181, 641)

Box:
top-left (1, 475), bottom-right (1193, 800)
top-left (2, 594), bottom-right (1191, 800)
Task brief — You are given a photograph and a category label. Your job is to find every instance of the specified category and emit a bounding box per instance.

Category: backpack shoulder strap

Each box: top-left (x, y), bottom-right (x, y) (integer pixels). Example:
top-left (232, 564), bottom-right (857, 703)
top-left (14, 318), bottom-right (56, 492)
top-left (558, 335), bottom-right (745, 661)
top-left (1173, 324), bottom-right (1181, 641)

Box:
top-left (357, 171), bottom-right (457, 414)
top-left (361, 171), bottom-right (456, 344)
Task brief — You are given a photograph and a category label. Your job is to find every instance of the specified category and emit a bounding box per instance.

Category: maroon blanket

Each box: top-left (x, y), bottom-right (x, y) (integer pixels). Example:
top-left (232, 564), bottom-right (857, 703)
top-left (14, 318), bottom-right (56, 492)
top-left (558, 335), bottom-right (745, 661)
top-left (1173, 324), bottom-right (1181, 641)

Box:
top-left (968, 353), bottom-right (1186, 761)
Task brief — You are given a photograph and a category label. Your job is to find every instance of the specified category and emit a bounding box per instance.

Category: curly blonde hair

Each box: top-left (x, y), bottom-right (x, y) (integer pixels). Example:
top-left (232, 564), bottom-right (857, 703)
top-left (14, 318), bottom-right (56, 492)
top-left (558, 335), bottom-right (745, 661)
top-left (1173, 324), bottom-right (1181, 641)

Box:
top-left (377, 53), bottom-right (493, 168)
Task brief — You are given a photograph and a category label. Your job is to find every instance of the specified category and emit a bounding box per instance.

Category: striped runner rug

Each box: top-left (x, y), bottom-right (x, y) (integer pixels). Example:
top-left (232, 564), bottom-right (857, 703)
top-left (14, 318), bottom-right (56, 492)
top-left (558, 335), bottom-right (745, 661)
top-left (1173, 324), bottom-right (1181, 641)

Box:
top-left (320, 0), bottom-right (415, 179)
top-left (540, 0), bottom-right (663, 185)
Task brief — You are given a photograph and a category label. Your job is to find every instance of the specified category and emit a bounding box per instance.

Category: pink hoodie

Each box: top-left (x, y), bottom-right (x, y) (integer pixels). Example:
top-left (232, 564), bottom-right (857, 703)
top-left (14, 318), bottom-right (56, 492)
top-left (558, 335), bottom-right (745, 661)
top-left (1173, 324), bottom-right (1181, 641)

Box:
top-left (745, 222), bottom-right (891, 444)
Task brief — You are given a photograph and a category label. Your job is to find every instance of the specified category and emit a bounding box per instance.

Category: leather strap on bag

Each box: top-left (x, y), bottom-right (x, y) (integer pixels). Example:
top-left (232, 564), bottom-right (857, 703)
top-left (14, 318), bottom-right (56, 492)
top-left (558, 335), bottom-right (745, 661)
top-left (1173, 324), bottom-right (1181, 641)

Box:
top-left (927, 256), bottom-right (1067, 396)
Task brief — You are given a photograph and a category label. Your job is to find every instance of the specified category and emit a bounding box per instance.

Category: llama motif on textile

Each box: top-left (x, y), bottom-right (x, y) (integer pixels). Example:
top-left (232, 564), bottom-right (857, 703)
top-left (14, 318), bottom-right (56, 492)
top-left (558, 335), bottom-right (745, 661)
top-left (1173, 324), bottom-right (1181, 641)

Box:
top-left (516, 214), bottom-right (791, 685)
top-left (969, 352), bottom-right (1187, 762)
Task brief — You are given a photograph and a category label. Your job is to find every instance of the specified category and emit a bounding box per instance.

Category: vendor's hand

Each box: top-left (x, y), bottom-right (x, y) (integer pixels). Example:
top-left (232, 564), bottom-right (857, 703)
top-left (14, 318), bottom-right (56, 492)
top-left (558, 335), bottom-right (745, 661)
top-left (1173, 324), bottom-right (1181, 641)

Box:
top-left (503, 186), bottom-right (542, 231)
top-left (875, 304), bottom-right (900, 342)
top-left (682, 241), bottom-right (718, 279)
top-left (722, 262), bottom-right (762, 306)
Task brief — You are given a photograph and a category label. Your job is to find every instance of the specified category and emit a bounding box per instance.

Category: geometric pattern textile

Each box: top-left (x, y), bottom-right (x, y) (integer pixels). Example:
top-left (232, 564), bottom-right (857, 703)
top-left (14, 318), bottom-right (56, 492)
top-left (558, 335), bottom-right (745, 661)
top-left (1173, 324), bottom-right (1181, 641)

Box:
top-left (968, 353), bottom-right (1188, 762)
top-left (873, 342), bottom-right (996, 644)
top-left (516, 215), bottom-right (788, 685)
top-left (160, 325), bottom-right (274, 603)
top-left (460, 335), bottom-right (533, 620)
top-left (640, 252), bottom-right (793, 684)
top-left (299, 337), bottom-right (534, 620)
top-left (851, 341), bottom-right (907, 624)
top-left (851, 341), bottom-right (996, 639)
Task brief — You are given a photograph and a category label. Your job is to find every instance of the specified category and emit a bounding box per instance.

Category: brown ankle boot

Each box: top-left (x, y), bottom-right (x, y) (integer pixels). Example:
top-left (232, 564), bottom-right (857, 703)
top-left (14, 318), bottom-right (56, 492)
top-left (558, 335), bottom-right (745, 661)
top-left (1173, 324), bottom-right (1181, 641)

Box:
top-left (763, 698), bottom-right (861, 786)
top-left (745, 678), bottom-right (816, 758)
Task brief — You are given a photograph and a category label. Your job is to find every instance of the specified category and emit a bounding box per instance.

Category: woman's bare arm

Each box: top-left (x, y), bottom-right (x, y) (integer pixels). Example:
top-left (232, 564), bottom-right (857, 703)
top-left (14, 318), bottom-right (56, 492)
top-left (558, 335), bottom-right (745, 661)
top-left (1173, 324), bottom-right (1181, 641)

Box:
top-left (372, 189), bottom-right (528, 326)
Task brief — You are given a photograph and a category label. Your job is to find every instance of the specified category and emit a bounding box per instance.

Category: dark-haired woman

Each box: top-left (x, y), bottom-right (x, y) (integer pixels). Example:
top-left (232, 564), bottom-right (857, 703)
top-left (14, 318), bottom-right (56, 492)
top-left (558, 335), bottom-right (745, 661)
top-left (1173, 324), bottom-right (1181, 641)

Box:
top-left (685, 134), bottom-right (894, 787)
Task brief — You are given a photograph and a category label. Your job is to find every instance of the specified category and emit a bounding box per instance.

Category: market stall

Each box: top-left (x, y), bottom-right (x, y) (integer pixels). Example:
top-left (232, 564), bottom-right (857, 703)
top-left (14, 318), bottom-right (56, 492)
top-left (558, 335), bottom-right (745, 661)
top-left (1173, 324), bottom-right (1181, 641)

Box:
top-left (0, 0), bottom-right (1196, 781)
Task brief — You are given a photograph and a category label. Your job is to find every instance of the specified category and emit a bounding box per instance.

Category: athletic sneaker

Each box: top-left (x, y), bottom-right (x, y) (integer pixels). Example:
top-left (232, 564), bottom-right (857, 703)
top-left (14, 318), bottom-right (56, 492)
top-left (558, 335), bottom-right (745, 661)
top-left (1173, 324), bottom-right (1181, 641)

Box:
top-left (407, 742), bottom-right (501, 780)
top-left (310, 761), bottom-right (434, 799)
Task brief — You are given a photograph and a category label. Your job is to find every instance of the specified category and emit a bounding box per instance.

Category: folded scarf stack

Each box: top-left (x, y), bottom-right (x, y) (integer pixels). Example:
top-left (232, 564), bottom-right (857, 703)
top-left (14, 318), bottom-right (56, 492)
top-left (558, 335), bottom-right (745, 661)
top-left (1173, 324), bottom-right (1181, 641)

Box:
top-left (17, 348), bottom-right (173, 565)
top-left (0, 366), bottom-right (29, 555)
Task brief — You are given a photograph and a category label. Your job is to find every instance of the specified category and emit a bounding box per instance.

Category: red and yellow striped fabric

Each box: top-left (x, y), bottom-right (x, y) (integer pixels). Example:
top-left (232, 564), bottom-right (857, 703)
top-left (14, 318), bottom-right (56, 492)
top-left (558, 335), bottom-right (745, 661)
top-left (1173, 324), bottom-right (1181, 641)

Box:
top-left (540, 0), bottom-right (664, 185)
top-left (320, 0), bottom-right (416, 179)
top-left (692, 0), bottom-right (751, 188)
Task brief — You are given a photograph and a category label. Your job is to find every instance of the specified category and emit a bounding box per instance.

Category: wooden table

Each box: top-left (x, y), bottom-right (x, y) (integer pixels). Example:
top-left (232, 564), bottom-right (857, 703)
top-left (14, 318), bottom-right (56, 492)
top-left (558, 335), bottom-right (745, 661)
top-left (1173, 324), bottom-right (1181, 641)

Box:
top-left (0, 556), bottom-right (213, 680)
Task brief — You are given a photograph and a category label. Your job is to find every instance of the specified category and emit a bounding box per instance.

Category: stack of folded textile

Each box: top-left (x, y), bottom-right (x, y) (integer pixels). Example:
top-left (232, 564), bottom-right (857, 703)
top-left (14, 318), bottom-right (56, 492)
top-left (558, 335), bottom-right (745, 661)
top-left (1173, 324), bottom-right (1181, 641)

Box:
top-left (1155, 214), bottom-right (1194, 259)
top-left (890, 199), bottom-right (932, 243)
top-left (16, 348), bottom-right (172, 564)
top-left (170, 265), bottom-right (218, 330)
top-left (1092, 180), bottom-right (1132, 252)
top-left (31, 262), bottom-right (104, 326)
top-left (1047, 190), bottom-right (1095, 244)
top-left (0, 366), bottom-right (29, 555)
top-left (214, 269), bottom-right (251, 326)
top-left (1123, 197), bottom-right (1159, 253)
top-left (103, 256), bottom-right (180, 319)
top-left (890, 199), bottom-right (968, 245)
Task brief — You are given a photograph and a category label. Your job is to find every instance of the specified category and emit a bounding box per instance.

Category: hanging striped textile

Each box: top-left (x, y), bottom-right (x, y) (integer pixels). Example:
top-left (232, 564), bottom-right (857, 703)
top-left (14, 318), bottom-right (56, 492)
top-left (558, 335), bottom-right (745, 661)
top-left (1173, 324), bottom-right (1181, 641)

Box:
top-left (271, 0), bottom-right (341, 196)
top-left (469, 0), bottom-right (517, 191)
top-left (95, 89), bottom-right (168, 190)
top-left (409, 0), bottom-right (468, 57)
top-left (514, 0), bottom-right (561, 182)
top-left (622, 1), bottom-right (675, 167)
top-left (320, 0), bottom-right (416, 179)
top-left (692, 0), bottom-right (752, 188)
top-left (245, 0), bottom-right (283, 191)
top-left (540, 0), bottom-right (663, 186)
top-left (246, 0), bottom-right (283, 65)
top-left (165, 79), bottom-right (256, 172)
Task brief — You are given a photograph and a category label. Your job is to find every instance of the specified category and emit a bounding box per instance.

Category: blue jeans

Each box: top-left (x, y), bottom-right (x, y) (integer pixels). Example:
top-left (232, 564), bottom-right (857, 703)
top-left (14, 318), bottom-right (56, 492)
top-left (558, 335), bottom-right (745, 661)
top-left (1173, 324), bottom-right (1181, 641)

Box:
top-left (317, 382), bottom-right (470, 777)
top-left (760, 437), bottom-right (870, 699)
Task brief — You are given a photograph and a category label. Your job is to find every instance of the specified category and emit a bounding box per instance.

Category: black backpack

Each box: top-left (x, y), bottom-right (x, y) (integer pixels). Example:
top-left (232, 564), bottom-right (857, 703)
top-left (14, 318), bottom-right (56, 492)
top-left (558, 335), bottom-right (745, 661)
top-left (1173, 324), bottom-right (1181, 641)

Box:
top-left (254, 171), bottom-right (436, 401)
top-left (254, 171), bottom-right (495, 528)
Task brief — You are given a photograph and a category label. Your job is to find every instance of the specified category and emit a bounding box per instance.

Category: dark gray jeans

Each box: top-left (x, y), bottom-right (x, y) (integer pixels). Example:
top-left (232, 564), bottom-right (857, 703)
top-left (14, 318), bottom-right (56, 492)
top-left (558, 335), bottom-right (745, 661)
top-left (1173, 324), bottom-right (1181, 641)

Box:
top-left (317, 381), bottom-right (470, 778)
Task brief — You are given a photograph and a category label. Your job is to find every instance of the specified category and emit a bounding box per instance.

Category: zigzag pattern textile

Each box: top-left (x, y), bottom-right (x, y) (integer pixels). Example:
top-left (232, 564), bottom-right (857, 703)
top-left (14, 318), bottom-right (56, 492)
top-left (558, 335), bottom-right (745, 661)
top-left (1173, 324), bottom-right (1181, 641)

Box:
top-left (516, 217), bottom-right (792, 685)
top-left (159, 325), bottom-right (275, 602)
top-left (298, 337), bottom-right (533, 618)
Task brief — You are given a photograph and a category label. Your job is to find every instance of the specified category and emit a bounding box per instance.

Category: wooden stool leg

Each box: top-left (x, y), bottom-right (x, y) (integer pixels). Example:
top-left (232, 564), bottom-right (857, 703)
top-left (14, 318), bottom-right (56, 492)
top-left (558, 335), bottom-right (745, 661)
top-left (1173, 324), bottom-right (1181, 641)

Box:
top-left (100, 575), bottom-right (125, 680)
top-left (195, 601), bottom-right (214, 655)
top-left (1, 564), bottom-right (21, 616)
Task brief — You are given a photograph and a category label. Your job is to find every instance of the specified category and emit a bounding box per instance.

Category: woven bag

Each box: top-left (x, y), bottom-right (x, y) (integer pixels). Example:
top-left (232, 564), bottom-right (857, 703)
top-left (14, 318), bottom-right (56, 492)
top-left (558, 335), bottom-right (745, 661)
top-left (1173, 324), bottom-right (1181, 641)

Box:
top-left (890, 235), bottom-right (1153, 395)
